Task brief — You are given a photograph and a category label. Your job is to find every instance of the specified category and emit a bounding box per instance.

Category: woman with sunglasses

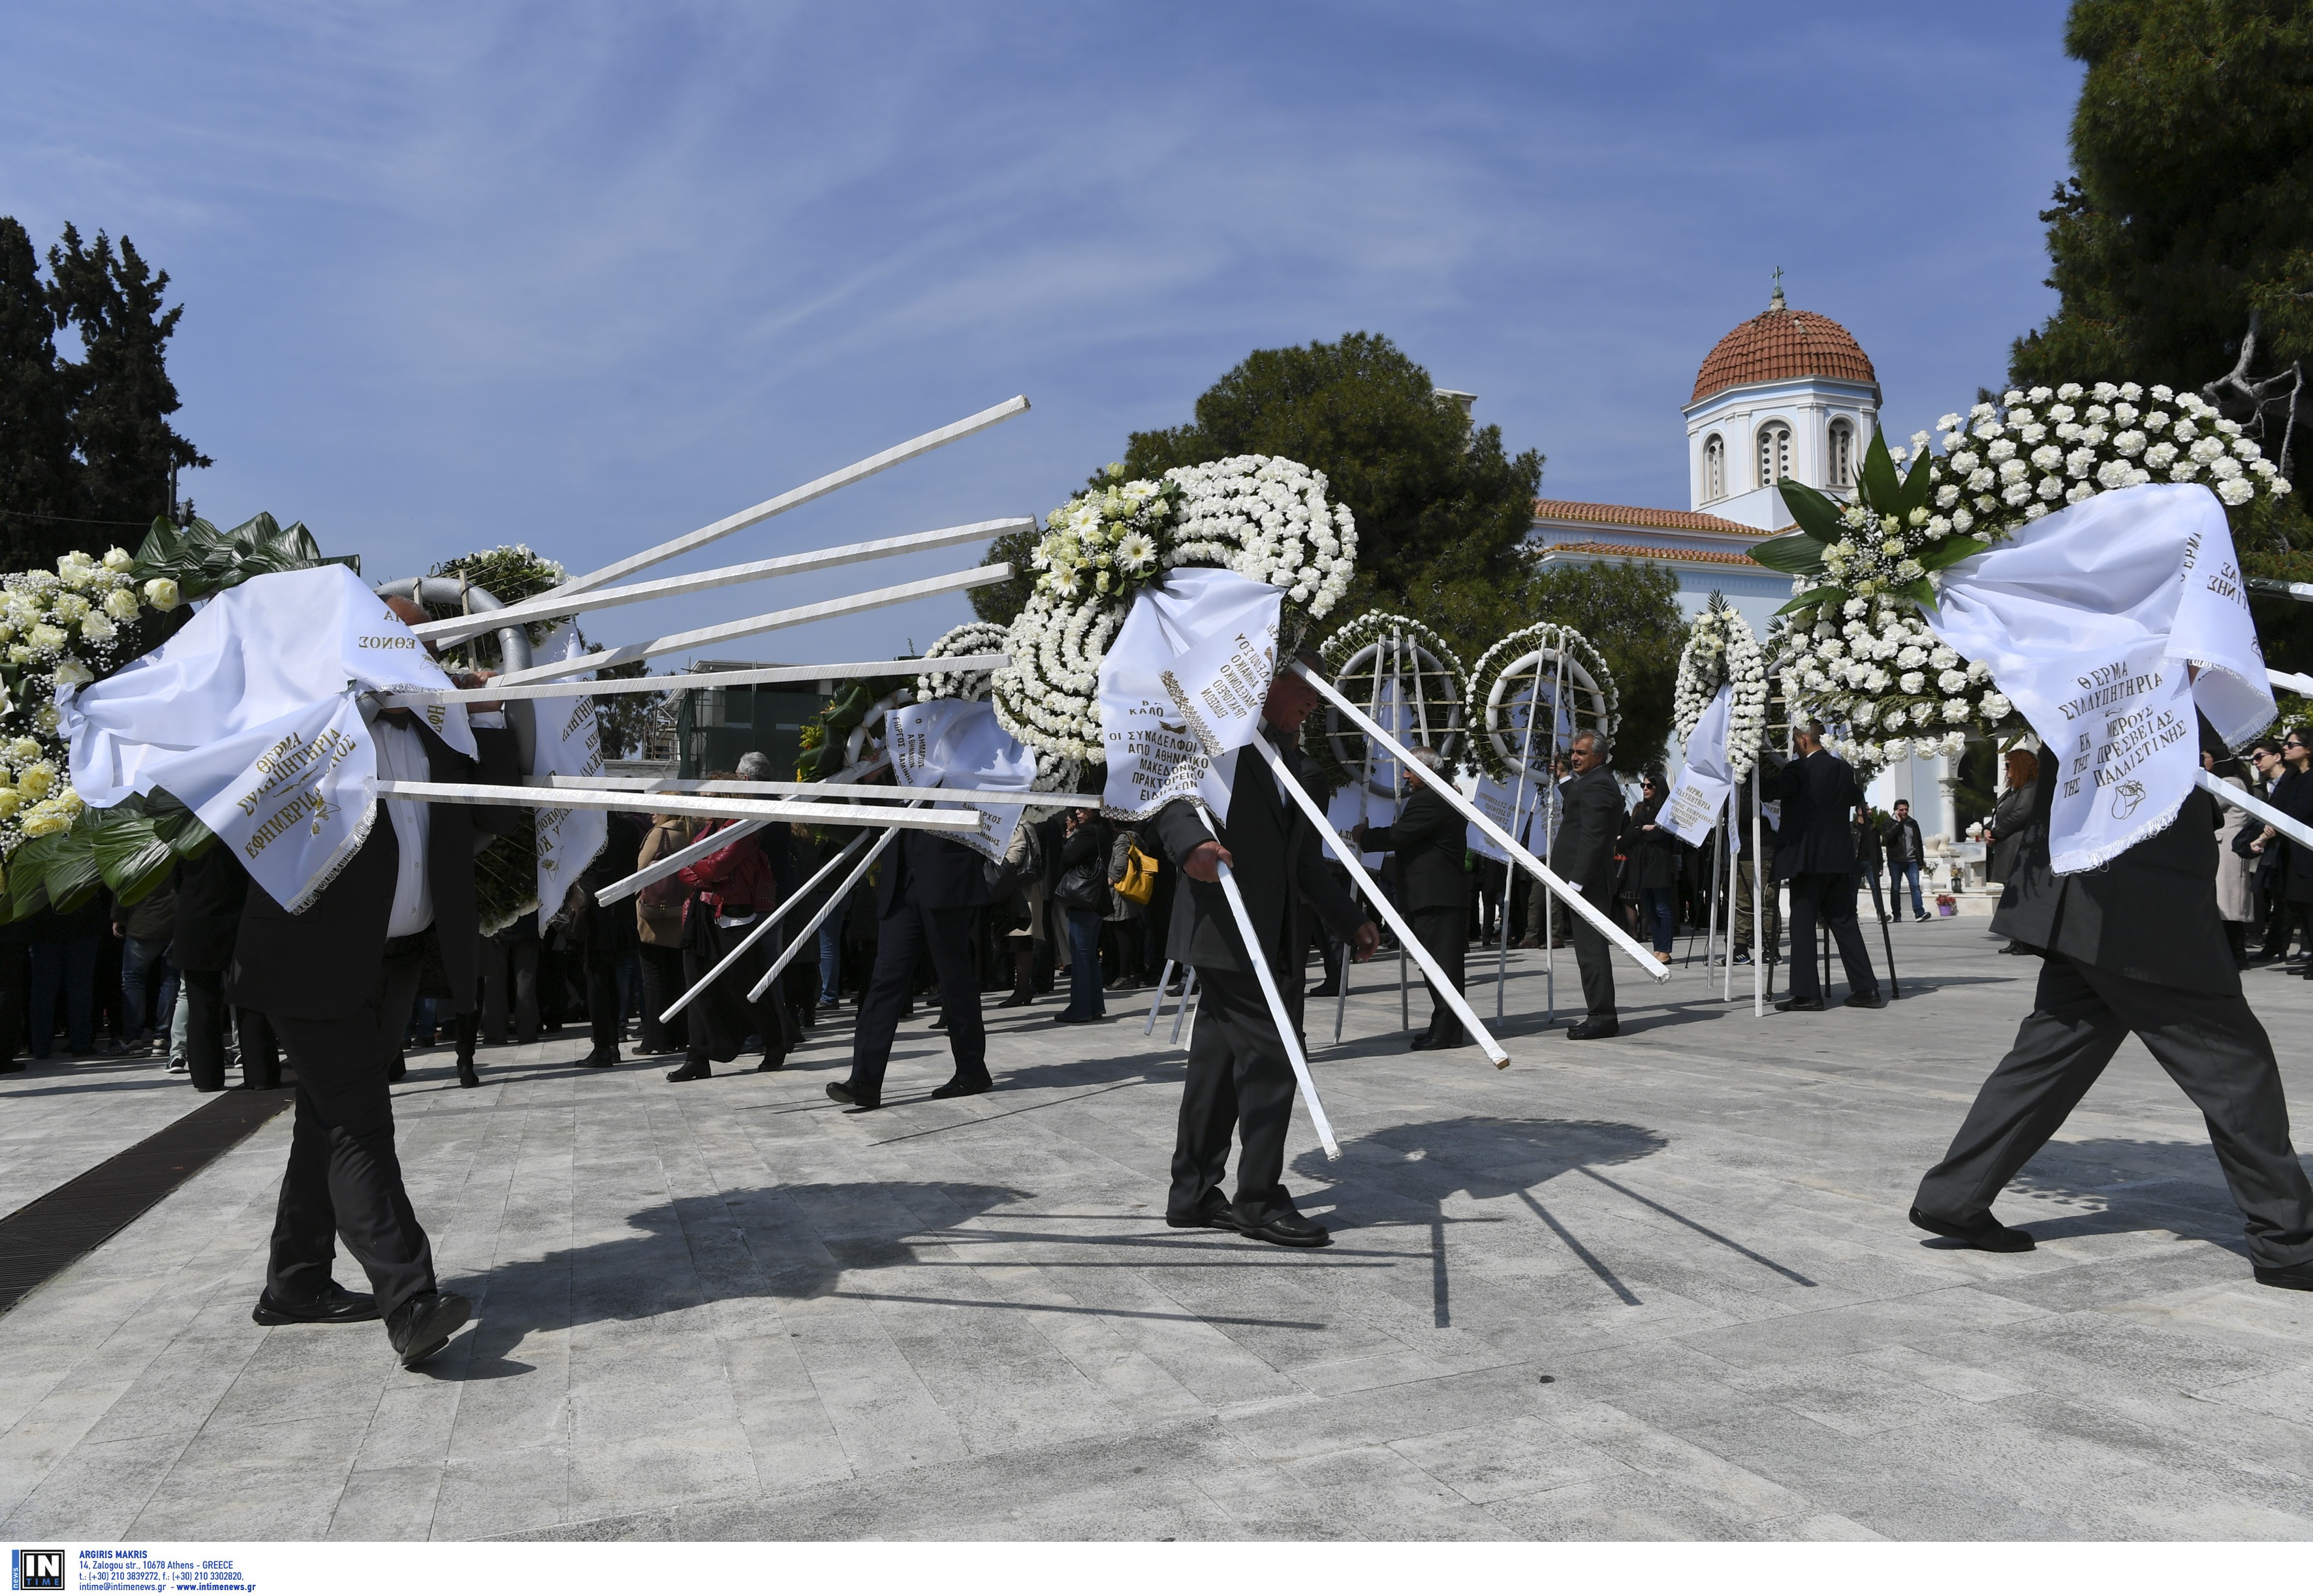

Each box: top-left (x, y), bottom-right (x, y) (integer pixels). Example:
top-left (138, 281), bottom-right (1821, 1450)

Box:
top-left (1621, 771), bottom-right (1683, 965)
top-left (2248, 730), bottom-right (2313, 972)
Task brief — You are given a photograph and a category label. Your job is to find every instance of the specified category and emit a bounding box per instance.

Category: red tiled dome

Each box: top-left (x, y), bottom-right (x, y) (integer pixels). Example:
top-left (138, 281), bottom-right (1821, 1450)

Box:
top-left (1691, 299), bottom-right (1876, 405)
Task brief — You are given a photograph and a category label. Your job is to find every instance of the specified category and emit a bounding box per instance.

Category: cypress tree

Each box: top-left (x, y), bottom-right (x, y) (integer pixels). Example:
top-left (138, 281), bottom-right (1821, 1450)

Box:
top-left (0, 217), bottom-right (78, 569)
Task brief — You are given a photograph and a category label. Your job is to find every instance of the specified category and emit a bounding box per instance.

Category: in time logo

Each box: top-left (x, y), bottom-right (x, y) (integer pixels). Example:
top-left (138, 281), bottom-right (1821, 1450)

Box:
top-left (11, 1548), bottom-right (64, 1590)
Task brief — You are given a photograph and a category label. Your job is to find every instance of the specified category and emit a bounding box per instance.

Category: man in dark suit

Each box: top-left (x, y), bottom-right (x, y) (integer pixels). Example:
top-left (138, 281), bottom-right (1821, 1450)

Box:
top-left (172, 847), bottom-right (277, 1091)
top-left (1156, 652), bottom-right (1379, 1247)
top-left (1354, 746), bottom-right (1471, 1049)
top-left (1554, 729), bottom-right (1625, 1040)
top-left (1912, 721), bottom-right (2313, 1290)
top-left (827, 807), bottom-right (991, 1108)
top-left (230, 597), bottom-right (518, 1367)
top-left (1769, 722), bottom-right (1883, 1011)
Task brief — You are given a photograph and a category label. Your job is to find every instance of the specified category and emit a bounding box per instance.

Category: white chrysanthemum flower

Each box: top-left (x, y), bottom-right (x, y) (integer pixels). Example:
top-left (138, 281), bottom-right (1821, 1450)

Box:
top-left (2219, 476), bottom-right (2256, 506)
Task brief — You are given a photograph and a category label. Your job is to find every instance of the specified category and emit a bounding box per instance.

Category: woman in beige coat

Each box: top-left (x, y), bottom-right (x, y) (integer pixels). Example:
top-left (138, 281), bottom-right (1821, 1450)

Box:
top-left (2209, 751), bottom-right (2262, 967)
top-left (634, 813), bottom-right (698, 1055)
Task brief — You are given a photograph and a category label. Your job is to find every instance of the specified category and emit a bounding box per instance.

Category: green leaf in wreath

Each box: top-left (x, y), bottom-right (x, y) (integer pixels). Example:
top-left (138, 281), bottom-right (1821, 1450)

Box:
top-left (6, 832), bottom-right (61, 920)
top-left (1914, 536), bottom-right (1989, 574)
top-left (1899, 451), bottom-right (1937, 516)
top-left (1774, 480), bottom-right (1853, 546)
top-left (1860, 428), bottom-right (1902, 514)
top-left (40, 809), bottom-right (105, 914)
top-left (1897, 577), bottom-right (1940, 610)
top-left (1775, 586), bottom-right (1848, 617)
top-left (1748, 531), bottom-right (1830, 576)
top-left (93, 809), bottom-right (178, 906)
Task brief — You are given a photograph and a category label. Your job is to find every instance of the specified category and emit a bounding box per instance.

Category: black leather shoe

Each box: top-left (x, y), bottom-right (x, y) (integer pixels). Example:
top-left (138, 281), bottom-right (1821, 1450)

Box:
top-left (1165, 1200), bottom-right (1246, 1232)
top-left (1409, 1033), bottom-right (1438, 1051)
top-left (1910, 1204), bottom-right (2034, 1252)
top-left (580, 1047), bottom-right (619, 1068)
top-left (456, 1059), bottom-right (480, 1089)
top-left (666, 1059), bottom-right (712, 1082)
top-left (1242, 1211), bottom-right (1331, 1249)
top-left (996, 990), bottom-right (1035, 1009)
top-left (1565, 1018), bottom-right (1619, 1040)
top-left (386, 1290), bottom-right (471, 1368)
top-left (1308, 983), bottom-right (1340, 998)
top-left (1776, 996), bottom-right (1826, 1012)
top-left (1843, 991), bottom-right (1885, 1009)
top-left (825, 1079), bottom-right (880, 1110)
top-left (2254, 1260), bottom-right (2313, 1291)
top-left (755, 1056), bottom-right (785, 1072)
top-left (930, 1074), bottom-right (992, 1099)
top-left (251, 1281), bottom-right (379, 1326)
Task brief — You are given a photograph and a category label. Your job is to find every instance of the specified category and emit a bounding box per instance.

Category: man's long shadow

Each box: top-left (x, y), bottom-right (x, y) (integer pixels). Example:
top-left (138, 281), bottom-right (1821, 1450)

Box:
top-left (1985, 1134), bottom-right (2306, 1255)
top-left (1291, 1116), bottom-right (1816, 1323)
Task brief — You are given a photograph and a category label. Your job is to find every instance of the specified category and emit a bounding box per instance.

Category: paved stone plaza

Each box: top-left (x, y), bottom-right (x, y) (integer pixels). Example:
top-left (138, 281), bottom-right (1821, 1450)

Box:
top-left (3, 916), bottom-right (2312, 1541)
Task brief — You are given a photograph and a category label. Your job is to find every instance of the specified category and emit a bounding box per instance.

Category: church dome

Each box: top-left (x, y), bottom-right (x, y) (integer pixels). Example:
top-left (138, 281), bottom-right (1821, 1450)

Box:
top-left (1690, 289), bottom-right (1877, 405)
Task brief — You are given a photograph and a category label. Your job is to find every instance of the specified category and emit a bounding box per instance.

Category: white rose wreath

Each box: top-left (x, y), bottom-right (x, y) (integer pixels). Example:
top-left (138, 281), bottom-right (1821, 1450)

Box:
top-left (1670, 594), bottom-right (1767, 779)
top-left (1466, 622), bottom-right (1618, 783)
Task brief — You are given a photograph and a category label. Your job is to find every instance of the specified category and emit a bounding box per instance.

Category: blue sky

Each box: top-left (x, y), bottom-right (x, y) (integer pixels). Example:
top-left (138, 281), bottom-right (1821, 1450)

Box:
top-left (1, 2), bottom-right (2083, 661)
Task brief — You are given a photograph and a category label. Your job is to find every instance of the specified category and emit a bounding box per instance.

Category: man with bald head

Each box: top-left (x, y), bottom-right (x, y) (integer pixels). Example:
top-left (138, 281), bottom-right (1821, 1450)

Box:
top-left (232, 591), bottom-right (518, 1368)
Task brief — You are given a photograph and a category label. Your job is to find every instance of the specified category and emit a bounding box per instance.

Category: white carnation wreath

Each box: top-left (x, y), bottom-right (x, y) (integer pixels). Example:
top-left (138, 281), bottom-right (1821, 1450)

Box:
top-left (1671, 594), bottom-right (1767, 779)
top-left (992, 454), bottom-right (1358, 764)
top-left (1304, 610), bottom-right (1466, 792)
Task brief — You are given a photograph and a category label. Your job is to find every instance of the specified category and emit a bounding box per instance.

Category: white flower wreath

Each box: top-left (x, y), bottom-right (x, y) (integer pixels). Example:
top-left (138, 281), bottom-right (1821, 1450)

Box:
top-left (1670, 595), bottom-right (1766, 779)
top-left (914, 619), bottom-right (1077, 791)
top-left (1466, 621), bottom-right (1618, 782)
top-left (1757, 381), bottom-right (2288, 748)
top-left (992, 455), bottom-right (1358, 764)
top-left (1300, 610), bottom-right (1467, 789)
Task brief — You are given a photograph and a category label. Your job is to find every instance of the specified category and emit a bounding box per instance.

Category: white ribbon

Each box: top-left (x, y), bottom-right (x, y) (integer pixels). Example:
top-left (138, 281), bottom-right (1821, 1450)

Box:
top-left (1661, 682), bottom-right (1734, 847)
top-left (1927, 484), bottom-right (2271, 875)
top-left (887, 697), bottom-right (1037, 860)
top-left (1097, 567), bottom-right (1282, 822)
top-left (529, 622), bottom-right (608, 929)
top-left (63, 565), bottom-right (473, 913)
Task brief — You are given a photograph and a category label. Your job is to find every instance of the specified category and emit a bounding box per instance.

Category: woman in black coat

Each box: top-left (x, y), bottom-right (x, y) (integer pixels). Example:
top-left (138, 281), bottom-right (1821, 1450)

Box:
top-left (1620, 772), bottom-right (1684, 963)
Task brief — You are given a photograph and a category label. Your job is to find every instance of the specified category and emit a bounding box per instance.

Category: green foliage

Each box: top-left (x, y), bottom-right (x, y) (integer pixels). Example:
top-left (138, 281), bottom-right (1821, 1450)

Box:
top-left (3, 790), bottom-right (213, 924)
top-left (0, 219), bottom-right (76, 567)
top-left (1112, 332), bottom-right (1545, 668)
top-left (2011, 0), bottom-right (2313, 534)
top-left (134, 512), bottom-right (323, 602)
top-left (591, 657), bottom-right (659, 761)
top-left (1497, 561), bottom-right (1688, 777)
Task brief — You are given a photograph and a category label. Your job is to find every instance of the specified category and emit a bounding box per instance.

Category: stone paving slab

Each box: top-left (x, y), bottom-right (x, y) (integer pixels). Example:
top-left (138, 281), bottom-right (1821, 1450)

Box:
top-left (3, 917), bottom-right (2312, 1541)
top-left (0, 1051), bottom-right (219, 1219)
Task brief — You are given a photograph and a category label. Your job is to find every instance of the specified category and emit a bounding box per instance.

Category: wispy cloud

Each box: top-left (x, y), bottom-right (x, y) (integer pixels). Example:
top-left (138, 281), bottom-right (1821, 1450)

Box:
top-left (0, 1), bottom-right (2081, 659)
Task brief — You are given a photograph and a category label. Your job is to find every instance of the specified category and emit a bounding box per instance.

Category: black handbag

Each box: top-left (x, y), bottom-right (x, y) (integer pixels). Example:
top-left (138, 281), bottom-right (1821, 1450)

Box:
top-left (1052, 856), bottom-right (1105, 911)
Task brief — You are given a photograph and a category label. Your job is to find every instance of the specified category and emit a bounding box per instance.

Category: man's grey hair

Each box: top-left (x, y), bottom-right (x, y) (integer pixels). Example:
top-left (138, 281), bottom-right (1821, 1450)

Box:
top-left (1570, 728), bottom-right (1610, 756)
top-left (735, 751), bottom-right (776, 781)
top-left (1406, 745), bottom-right (1447, 773)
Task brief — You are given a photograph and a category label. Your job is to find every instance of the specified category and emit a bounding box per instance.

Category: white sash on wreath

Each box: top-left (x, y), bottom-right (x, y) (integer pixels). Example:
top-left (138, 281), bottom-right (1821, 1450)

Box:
top-left (1097, 566), bottom-right (1283, 824)
top-left (1661, 683), bottom-right (1735, 848)
top-left (888, 697), bottom-right (1037, 861)
top-left (63, 565), bottom-right (474, 914)
top-left (1926, 483), bottom-right (2272, 875)
top-left (529, 621), bottom-right (608, 930)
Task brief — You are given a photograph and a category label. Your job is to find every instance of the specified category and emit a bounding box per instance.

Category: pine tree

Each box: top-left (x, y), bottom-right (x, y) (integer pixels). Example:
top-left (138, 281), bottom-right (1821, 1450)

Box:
top-left (48, 225), bottom-right (208, 534)
top-left (0, 217), bottom-right (78, 569)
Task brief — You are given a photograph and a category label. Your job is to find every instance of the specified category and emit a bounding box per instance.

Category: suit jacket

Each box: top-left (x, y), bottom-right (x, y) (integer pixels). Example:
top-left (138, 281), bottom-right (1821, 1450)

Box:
top-left (1770, 748), bottom-right (1865, 880)
top-left (1361, 782), bottom-right (1471, 912)
top-left (875, 827), bottom-right (988, 916)
top-left (1991, 758), bottom-right (2237, 995)
top-left (227, 720), bottom-right (518, 1022)
top-left (170, 845), bottom-right (250, 974)
top-left (1732, 755), bottom-right (1782, 859)
top-left (1155, 735), bottom-right (1362, 986)
top-left (1550, 766), bottom-right (1624, 902)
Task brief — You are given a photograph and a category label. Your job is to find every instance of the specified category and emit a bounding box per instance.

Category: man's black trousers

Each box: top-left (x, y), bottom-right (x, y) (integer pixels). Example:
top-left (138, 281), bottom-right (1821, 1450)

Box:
top-left (1410, 905), bottom-right (1467, 1042)
top-left (181, 968), bottom-right (278, 1091)
top-left (1786, 871), bottom-right (1878, 1001)
top-left (1567, 881), bottom-right (1616, 1020)
top-left (264, 946), bottom-right (436, 1318)
top-left (1917, 953), bottom-right (2313, 1270)
top-left (847, 900), bottom-right (985, 1101)
top-left (1169, 965), bottom-right (1302, 1226)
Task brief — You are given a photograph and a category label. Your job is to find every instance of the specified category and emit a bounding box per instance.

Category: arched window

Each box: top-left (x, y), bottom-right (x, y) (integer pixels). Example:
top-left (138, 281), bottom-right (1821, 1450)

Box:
top-left (1828, 419), bottom-right (1854, 488)
top-left (1702, 434), bottom-right (1724, 502)
top-left (1757, 421), bottom-right (1793, 487)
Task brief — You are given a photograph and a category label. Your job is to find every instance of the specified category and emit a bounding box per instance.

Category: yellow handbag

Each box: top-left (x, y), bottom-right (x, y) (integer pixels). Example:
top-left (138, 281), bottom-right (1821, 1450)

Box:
top-left (1113, 836), bottom-right (1160, 905)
